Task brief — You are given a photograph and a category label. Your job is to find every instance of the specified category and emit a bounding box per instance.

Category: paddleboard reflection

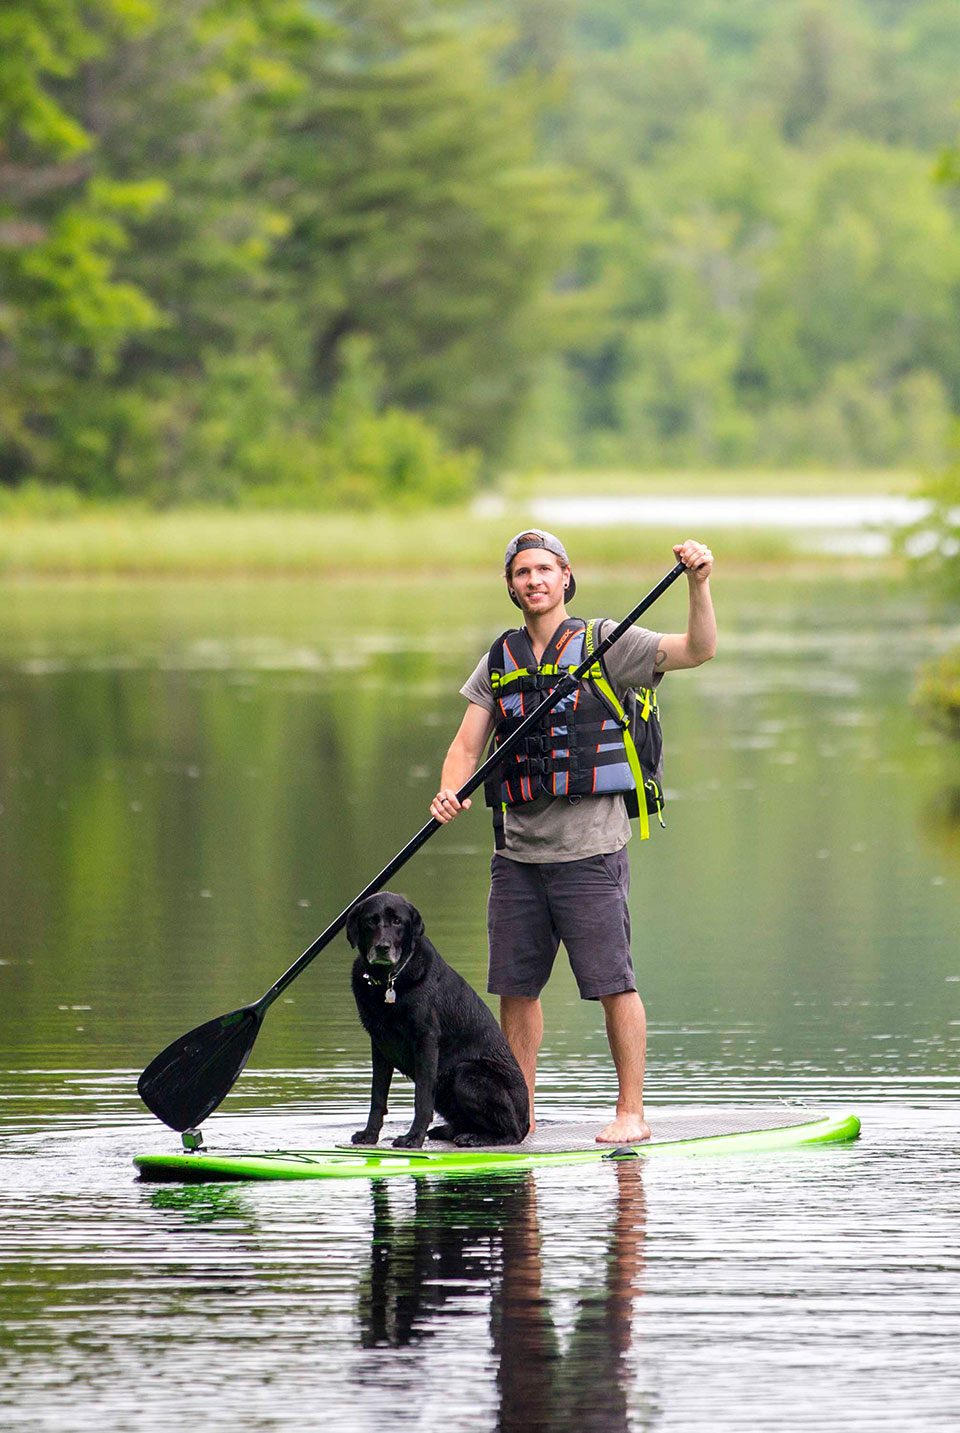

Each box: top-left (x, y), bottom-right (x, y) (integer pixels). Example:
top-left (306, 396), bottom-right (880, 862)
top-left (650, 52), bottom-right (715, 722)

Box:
top-left (356, 1163), bottom-right (654, 1432)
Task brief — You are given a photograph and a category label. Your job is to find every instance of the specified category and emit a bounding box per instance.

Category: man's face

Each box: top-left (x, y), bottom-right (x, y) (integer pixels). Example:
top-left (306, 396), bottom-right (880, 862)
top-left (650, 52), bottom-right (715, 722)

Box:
top-left (506, 548), bottom-right (570, 617)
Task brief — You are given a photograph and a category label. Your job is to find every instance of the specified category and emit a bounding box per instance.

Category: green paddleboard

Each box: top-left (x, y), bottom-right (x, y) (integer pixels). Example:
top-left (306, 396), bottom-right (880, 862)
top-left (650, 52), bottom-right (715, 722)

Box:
top-left (134, 1108), bottom-right (860, 1183)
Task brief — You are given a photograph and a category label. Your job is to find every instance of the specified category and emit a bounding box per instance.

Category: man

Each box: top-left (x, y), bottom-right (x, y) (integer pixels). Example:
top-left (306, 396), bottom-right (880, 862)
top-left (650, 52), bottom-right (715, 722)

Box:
top-left (430, 530), bottom-right (716, 1143)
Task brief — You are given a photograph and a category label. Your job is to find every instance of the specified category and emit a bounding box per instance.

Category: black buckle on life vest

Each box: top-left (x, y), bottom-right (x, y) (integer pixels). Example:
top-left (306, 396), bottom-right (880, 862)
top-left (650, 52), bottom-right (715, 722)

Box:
top-left (515, 671), bottom-right (551, 693)
top-left (522, 733), bottom-right (551, 756)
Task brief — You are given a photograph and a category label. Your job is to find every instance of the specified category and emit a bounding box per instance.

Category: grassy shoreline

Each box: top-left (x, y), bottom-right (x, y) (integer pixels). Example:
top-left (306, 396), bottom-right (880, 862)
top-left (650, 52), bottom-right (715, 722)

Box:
top-left (507, 466), bottom-right (919, 497)
top-left (0, 469), bottom-right (915, 578)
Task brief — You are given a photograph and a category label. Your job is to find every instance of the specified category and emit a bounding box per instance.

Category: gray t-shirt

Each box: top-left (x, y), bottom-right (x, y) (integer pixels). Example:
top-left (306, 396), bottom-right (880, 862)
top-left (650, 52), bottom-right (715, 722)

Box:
top-left (460, 620), bottom-right (663, 863)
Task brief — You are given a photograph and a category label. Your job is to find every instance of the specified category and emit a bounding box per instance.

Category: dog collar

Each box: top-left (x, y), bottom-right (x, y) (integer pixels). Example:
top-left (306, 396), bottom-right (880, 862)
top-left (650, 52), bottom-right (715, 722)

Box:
top-left (362, 953), bottom-right (411, 1004)
top-left (363, 947), bottom-right (415, 1004)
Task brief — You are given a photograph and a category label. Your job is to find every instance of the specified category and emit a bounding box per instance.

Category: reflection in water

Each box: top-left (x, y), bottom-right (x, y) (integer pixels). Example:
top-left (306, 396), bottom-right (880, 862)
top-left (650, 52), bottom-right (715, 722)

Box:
top-left (3, 579), bottom-right (960, 1429)
top-left (1, 1102), bottom-right (958, 1430)
top-left (2, 576), bottom-right (960, 1094)
top-left (358, 1165), bottom-right (656, 1432)
top-left (148, 1183), bottom-right (257, 1227)
top-left (136, 1153), bottom-right (657, 1431)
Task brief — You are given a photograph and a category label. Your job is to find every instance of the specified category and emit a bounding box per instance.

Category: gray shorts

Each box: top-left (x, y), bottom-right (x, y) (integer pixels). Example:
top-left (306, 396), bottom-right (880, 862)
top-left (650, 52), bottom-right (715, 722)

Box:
top-left (486, 848), bottom-right (634, 1001)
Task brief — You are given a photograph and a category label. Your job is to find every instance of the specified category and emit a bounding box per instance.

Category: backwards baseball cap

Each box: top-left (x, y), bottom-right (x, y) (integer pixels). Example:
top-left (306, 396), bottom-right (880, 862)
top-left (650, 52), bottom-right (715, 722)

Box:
top-left (503, 529), bottom-right (576, 608)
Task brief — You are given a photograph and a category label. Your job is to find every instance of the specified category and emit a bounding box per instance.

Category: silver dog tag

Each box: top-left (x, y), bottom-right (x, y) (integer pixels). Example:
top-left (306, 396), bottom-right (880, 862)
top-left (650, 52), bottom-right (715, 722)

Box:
top-left (384, 987), bottom-right (396, 1004)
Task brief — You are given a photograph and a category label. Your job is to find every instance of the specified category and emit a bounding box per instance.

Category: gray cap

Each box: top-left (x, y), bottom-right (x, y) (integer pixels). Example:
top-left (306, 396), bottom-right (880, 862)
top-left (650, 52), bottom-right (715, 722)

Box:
top-left (504, 529), bottom-right (576, 608)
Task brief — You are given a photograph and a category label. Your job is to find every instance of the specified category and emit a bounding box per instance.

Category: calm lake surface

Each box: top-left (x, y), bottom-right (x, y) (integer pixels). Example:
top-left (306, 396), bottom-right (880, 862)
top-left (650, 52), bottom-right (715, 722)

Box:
top-left (2, 569), bottom-right (959, 1430)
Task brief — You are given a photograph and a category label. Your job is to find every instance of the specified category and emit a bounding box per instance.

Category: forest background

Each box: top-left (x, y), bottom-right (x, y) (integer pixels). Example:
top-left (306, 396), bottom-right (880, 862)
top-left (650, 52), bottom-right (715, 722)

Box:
top-left (6, 0), bottom-right (960, 517)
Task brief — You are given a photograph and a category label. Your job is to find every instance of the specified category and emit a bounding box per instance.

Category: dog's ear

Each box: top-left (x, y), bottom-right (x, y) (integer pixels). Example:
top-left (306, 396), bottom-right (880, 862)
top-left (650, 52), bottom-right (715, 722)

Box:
top-left (407, 900), bottom-right (424, 945)
top-left (345, 902), bottom-right (362, 949)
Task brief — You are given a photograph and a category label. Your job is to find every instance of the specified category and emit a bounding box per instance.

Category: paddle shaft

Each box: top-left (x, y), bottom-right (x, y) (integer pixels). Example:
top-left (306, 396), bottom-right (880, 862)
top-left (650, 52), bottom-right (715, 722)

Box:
top-left (258, 560), bottom-right (686, 1011)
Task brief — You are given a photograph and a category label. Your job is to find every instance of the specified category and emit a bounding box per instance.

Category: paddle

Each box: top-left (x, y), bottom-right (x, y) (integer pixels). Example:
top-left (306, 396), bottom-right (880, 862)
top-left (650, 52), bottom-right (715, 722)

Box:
top-left (138, 559), bottom-right (687, 1130)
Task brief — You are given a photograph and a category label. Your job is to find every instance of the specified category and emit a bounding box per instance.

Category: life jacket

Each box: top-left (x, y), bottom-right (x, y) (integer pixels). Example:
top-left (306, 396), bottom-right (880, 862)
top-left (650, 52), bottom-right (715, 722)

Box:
top-left (483, 617), bottom-right (665, 850)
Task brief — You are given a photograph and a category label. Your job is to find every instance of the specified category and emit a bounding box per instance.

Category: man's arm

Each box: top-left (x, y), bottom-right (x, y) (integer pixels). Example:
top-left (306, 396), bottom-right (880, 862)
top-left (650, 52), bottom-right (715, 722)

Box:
top-left (655, 539), bottom-right (717, 673)
top-left (430, 702), bottom-right (495, 823)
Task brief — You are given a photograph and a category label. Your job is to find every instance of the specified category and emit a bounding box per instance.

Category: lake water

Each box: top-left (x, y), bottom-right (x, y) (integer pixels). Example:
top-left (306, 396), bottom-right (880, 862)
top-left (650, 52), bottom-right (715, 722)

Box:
top-left (2, 571), bottom-right (959, 1430)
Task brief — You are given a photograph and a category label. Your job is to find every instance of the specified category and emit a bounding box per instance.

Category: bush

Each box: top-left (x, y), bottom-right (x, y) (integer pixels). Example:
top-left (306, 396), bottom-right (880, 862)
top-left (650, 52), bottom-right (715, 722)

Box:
top-left (901, 429), bottom-right (960, 595)
top-left (0, 480), bottom-right (85, 519)
top-left (905, 429), bottom-right (960, 741)
top-left (10, 338), bottom-right (478, 509)
top-left (307, 336), bottom-right (478, 509)
top-left (912, 651), bottom-right (960, 739)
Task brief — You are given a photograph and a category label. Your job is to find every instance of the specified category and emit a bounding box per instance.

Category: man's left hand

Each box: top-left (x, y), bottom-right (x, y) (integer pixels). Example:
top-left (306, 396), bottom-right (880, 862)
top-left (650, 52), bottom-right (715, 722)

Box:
top-left (674, 539), bottom-right (713, 582)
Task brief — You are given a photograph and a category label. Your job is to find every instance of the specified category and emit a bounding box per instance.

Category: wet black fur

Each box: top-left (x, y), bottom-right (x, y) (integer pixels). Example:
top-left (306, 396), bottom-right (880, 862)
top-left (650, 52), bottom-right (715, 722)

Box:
top-left (347, 893), bottom-right (530, 1149)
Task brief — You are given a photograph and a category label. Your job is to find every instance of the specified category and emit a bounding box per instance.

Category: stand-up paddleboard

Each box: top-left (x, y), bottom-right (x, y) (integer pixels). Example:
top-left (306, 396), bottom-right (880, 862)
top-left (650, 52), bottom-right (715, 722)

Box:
top-left (135, 1107), bottom-right (860, 1183)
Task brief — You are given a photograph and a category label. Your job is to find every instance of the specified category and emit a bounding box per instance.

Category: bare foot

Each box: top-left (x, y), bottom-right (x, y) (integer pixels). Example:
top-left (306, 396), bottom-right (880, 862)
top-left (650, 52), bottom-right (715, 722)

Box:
top-left (595, 1114), bottom-right (651, 1144)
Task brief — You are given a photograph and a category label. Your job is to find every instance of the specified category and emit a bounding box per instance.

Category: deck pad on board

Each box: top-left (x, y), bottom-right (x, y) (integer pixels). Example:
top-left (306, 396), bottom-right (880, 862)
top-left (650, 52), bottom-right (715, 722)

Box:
top-left (134, 1108), bottom-right (860, 1183)
top-left (356, 1107), bottom-right (833, 1154)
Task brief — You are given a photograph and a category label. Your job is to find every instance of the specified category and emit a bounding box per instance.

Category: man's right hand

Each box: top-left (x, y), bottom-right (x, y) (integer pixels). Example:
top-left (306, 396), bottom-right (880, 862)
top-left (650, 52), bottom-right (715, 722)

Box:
top-left (430, 788), bottom-right (471, 824)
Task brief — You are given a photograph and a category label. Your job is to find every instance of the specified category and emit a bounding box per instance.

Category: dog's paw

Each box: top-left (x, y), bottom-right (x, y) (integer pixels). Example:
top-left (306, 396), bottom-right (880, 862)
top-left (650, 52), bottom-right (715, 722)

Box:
top-left (427, 1123), bottom-right (455, 1141)
top-left (452, 1131), bottom-right (487, 1147)
top-left (351, 1130), bottom-right (379, 1145)
top-left (392, 1132), bottom-right (426, 1149)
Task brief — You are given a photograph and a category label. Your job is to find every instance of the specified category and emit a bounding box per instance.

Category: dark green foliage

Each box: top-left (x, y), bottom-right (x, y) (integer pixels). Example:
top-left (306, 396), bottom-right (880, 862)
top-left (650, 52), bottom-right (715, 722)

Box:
top-left (267, 9), bottom-right (573, 459)
top-left (1, 0), bottom-right (561, 501)
top-left (912, 650), bottom-right (960, 739)
top-left (0, 1), bottom-right (164, 484)
top-left (5, 0), bottom-right (960, 497)
top-left (512, 0), bottom-right (960, 470)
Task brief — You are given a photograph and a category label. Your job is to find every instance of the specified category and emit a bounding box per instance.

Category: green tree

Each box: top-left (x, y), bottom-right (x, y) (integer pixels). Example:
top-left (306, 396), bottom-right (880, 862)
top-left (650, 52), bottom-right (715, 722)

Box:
top-left (268, 1), bottom-right (575, 459)
top-left (504, 0), bottom-right (960, 471)
top-left (2, 0), bottom-right (572, 500)
top-left (0, 0), bottom-right (164, 484)
top-left (901, 113), bottom-right (960, 740)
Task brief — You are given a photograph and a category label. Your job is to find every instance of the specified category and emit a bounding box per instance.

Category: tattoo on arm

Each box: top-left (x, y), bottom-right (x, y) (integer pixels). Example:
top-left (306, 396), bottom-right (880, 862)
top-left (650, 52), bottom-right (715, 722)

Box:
top-left (654, 648), bottom-right (668, 670)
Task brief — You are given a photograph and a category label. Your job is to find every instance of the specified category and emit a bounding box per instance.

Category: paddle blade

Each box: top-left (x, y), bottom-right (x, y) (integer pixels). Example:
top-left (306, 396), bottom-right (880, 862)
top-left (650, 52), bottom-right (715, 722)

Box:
top-left (137, 1005), bottom-right (263, 1131)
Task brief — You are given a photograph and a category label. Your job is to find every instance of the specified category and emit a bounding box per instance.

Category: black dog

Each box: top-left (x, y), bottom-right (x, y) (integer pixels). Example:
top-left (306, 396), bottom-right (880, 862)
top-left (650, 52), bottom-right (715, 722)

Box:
top-left (347, 892), bottom-right (530, 1149)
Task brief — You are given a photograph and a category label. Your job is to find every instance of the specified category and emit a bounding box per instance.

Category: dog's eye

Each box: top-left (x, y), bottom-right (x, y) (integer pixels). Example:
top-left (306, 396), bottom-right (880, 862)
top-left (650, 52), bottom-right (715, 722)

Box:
top-left (391, 916), bottom-right (402, 926)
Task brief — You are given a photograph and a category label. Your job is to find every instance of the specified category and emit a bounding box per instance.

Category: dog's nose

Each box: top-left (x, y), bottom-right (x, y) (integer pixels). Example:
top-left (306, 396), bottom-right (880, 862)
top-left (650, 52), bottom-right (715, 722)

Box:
top-left (374, 943), bottom-right (390, 956)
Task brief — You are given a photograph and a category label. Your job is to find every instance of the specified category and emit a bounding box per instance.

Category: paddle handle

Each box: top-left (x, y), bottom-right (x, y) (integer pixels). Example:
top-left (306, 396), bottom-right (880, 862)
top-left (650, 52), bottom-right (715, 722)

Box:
top-left (260, 559), bottom-right (687, 1009)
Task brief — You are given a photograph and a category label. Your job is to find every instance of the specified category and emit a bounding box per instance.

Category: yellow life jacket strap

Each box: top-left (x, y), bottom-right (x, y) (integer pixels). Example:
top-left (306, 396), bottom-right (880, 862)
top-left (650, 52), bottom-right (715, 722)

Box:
top-left (491, 664), bottom-right (561, 692)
